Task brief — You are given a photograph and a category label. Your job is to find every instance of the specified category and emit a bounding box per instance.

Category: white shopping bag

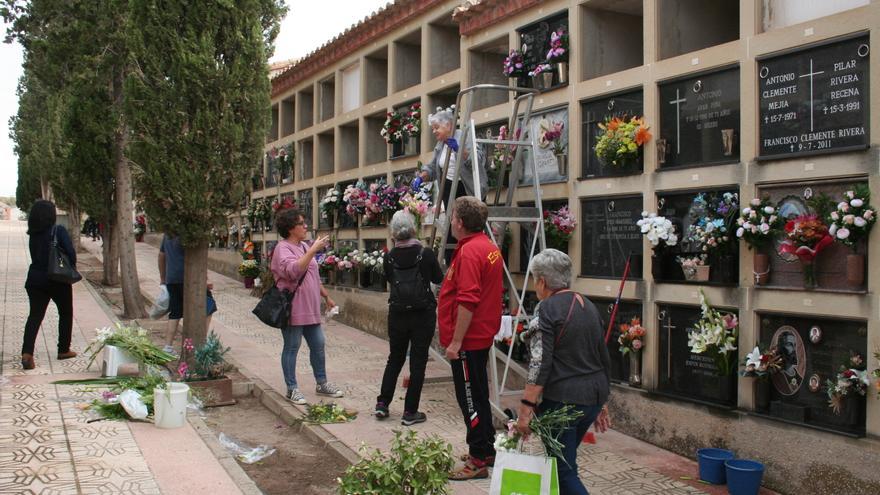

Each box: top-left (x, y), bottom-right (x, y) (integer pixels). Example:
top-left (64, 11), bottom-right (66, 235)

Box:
top-left (489, 450), bottom-right (559, 495)
top-left (148, 284), bottom-right (170, 319)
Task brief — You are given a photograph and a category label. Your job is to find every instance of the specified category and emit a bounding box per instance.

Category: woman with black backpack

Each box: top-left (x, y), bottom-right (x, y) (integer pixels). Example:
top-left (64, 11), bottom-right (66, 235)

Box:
top-left (375, 210), bottom-right (443, 425)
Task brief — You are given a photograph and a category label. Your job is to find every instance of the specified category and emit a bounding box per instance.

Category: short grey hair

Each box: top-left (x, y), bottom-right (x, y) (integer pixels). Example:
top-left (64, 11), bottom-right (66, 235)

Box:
top-left (389, 210), bottom-right (417, 241)
top-left (530, 248), bottom-right (572, 290)
top-left (428, 108), bottom-right (454, 127)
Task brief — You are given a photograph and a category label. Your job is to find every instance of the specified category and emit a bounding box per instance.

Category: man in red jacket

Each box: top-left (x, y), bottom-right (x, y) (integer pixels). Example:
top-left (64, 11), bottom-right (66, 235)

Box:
top-left (439, 196), bottom-right (503, 480)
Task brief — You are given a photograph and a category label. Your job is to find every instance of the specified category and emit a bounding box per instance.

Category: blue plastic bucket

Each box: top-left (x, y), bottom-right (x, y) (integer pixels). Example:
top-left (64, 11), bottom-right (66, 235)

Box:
top-left (725, 459), bottom-right (765, 495)
top-left (697, 448), bottom-right (735, 484)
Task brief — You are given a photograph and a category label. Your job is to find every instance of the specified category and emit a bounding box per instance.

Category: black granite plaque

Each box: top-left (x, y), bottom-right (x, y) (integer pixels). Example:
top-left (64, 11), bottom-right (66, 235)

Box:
top-left (517, 12), bottom-right (568, 81)
top-left (654, 188), bottom-right (739, 284)
top-left (317, 186), bottom-right (334, 229)
top-left (657, 303), bottom-right (738, 407)
top-left (580, 195), bottom-right (644, 279)
top-left (581, 89), bottom-right (644, 178)
top-left (592, 298), bottom-right (643, 383)
top-left (298, 189), bottom-right (314, 227)
top-left (658, 67), bottom-right (740, 168)
top-left (758, 34), bottom-right (870, 160)
top-left (758, 313), bottom-right (867, 436)
top-left (519, 200), bottom-right (567, 272)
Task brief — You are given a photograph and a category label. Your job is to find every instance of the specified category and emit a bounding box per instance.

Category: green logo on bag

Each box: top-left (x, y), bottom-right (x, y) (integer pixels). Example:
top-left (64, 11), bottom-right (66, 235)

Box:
top-left (501, 468), bottom-right (542, 495)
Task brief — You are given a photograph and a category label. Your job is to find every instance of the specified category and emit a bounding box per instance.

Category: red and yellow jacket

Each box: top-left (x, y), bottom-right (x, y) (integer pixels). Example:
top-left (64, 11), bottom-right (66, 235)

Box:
top-left (438, 232), bottom-right (503, 351)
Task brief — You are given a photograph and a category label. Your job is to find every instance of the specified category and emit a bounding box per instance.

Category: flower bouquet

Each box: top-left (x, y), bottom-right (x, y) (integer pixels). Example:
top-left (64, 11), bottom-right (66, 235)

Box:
top-left (736, 197), bottom-right (781, 285)
top-left (488, 126), bottom-right (520, 187)
top-left (617, 317), bottom-right (646, 355)
top-left (404, 102), bottom-right (421, 139)
top-left (779, 214), bottom-right (833, 288)
top-left (304, 402), bottom-right (358, 424)
top-left (494, 404), bottom-right (583, 463)
top-left (238, 259), bottom-right (260, 279)
top-left (320, 186), bottom-right (342, 224)
top-left (594, 116), bottom-right (651, 169)
top-left (271, 195), bottom-right (296, 212)
top-left (240, 240), bottom-right (255, 261)
top-left (381, 109), bottom-right (405, 144)
top-left (686, 192), bottom-right (739, 253)
top-left (543, 206), bottom-right (576, 250)
top-left (133, 215), bottom-right (147, 241)
top-left (740, 345), bottom-right (783, 378)
top-left (546, 27), bottom-right (569, 83)
top-left (400, 181), bottom-right (433, 226)
top-left (378, 183), bottom-right (407, 216)
top-left (503, 49), bottom-right (525, 79)
top-left (343, 182), bottom-right (368, 219)
top-left (337, 248), bottom-right (359, 272)
top-left (826, 353), bottom-right (869, 415)
top-left (359, 250), bottom-right (385, 276)
top-left (675, 254), bottom-right (708, 281)
top-left (83, 323), bottom-right (176, 371)
top-left (829, 186), bottom-right (875, 287)
top-left (687, 289), bottom-right (738, 376)
top-left (637, 212), bottom-right (678, 250)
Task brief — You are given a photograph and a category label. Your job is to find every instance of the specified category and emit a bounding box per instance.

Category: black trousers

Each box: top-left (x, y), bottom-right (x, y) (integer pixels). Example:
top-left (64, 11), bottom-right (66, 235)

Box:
top-left (377, 310), bottom-right (435, 413)
top-left (23, 283), bottom-right (73, 356)
top-left (451, 347), bottom-right (496, 461)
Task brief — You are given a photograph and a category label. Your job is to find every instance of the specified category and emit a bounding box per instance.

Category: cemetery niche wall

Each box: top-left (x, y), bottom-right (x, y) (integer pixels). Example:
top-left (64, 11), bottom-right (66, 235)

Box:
top-left (653, 188), bottom-right (740, 284)
top-left (658, 66), bottom-right (740, 169)
top-left (755, 179), bottom-right (871, 291)
top-left (758, 33), bottom-right (869, 160)
top-left (657, 303), bottom-right (738, 407)
top-left (580, 88), bottom-right (644, 178)
top-left (757, 313), bottom-right (867, 436)
top-left (580, 195), bottom-right (643, 279)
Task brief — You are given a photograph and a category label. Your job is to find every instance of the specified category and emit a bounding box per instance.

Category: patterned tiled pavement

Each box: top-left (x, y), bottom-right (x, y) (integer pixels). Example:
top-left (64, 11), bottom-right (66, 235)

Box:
top-left (99, 232), bottom-right (719, 495)
top-left (0, 221), bottom-right (241, 495)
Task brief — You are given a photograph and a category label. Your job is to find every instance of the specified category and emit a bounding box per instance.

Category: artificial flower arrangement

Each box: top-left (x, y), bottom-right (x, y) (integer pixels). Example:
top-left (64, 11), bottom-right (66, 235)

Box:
top-left (685, 192), bottom-right (739, 254)
top-left (826, 353), bottom-right (869, 414)
top-left (248, 198), bottom-right (271, 228)
top-left (675, 254), bottom-right (708, 280)
top-left (736, 197), bottom-right (782, 250)
top-left (687, 289), bottom-right (738, 376)
top-left (133, 215), bottom-right (147, 236)
top-left (240, 240), bottom-right (255, 260)
top-left (540, 121), bottom-right (567, 155)
top-left (543, 206), bottom-right (576, 250)
top-left (594, 115), bottom-right (652, 167)
top-left (546, 28), bottom-right (569, 63)
top-left (317, 250), bottom-right (338, 273)
top-left (778, 214), bottom-right (833, 287)
top-left (335, 248), bottom-right (359, 272)
top-left (399, 181), bottom-right (434, 226)
top-left (494, 404), bottom-right (583, 462)
top-left (320, 186), bottom-right (342, 221)
top-left (828, 185), bottom-right (875, 251)
top-left (502, 49), bottom-right (525, 78)
top-left (356, 250), bottom-right (385, 276)
top-left (740, 345), bottom-right (783, 378)
top-left (618, 317), bottom-right (646, 355)
top-left (527, 63), bottom-right (552, 77)
top-left (378, 183), bottom-right (409, 216)
top-left (238, 259), bottom-right (261, 279)
top-left (637, 211), bottom-right (679, 250)
top-left (271, 195), bottom-right (296, 212)
top-left (267, 143), bottom-right (294, 179)
top-left (380, 109), bottom-right (405, 144)
top-left (403, 102), bottom-right (421, 139)
top-left (343, 181), bottom-right (369, 219)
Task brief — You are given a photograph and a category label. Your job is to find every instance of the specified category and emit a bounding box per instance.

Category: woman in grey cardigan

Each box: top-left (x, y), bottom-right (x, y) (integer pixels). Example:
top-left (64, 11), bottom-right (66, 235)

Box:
top-left (514, 248), bottom-right (612, 495)
top-left (416, 106), bottom-right (486, 207)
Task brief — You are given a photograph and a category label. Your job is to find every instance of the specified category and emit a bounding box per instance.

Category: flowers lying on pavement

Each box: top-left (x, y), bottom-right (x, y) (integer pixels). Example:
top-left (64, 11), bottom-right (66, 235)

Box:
top-left (303, 402), bottom-right (358, 424)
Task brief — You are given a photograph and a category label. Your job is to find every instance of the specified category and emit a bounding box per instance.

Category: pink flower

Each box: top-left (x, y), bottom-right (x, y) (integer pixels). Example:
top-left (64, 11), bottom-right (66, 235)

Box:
top-left (183, 338), bottom-right (194, 352)
top-left (102, 391), bottom-right (117, 400)
top-left (177, 362), bottom-right (189, 378)
top-left (632, 339), bottom-right (643, 350)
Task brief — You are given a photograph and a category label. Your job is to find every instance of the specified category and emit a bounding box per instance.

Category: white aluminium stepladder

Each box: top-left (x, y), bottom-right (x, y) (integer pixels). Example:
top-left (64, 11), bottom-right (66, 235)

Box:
top-left (429, 84), bottom-right (548, 418)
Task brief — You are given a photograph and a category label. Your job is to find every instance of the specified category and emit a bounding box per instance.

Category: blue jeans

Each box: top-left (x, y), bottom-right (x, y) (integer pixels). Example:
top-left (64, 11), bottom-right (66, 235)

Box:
top-left (538, 399), bottom-right (604, 495)
top-left (280, 324), bottom-right (327, 391)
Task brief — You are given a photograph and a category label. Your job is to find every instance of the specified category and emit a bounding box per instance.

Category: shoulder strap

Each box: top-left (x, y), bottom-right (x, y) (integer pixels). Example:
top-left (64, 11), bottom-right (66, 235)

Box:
top-left (554, 291), bottom-right (585, 347)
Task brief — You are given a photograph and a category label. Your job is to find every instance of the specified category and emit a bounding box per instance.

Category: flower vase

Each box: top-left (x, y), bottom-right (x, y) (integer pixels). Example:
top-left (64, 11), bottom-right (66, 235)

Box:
top-left (531, 75), bottom-right (542, 90)
top-left (801, 259), bottom-right (816, 289)
top-left (846, 253), bottom-right (864, 288)
top-left (135, 233), bottom-right (144, 243)
top-left (556, 62), bottom-right (568, 84)
top-left (628, 352), bottom-right (642, 387)
top-left (243, 277), bottom-right (254, 289)
top-left (555, 154), bottom-right (567, 176)
top-left (541, 72), bottom-right (554, 89)
top-left (753, 253), bottom-right (770, 286)
top-left (509, 76), bottom-right (519, 87)
top-left (405, 135), bottom-right (419, 156)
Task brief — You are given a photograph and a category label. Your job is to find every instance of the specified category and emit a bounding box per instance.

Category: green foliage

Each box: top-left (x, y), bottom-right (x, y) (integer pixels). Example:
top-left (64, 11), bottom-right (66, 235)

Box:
top-left (83, 324), bottom-right (176, 370)
top-left (193, 331), bottom-right (231, 380)
top-left (337, 430), bottom-right (454, 495)
top-left (125, 0), bottom-right (287, 247)
top-left (303, 402), bottom-right (357, 424)
top-left (807, 192), bottom-right (836, 220)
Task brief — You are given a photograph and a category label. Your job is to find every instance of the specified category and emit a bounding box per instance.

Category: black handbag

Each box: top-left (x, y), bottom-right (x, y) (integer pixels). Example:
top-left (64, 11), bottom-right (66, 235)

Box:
top-left (252, 269), bottom-right (307, 329)
top-left (47, 225), bottom-right (82, 284)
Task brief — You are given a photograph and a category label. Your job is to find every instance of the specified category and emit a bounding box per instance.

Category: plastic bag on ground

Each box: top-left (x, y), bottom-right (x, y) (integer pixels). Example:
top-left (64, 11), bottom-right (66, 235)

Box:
top-left (218, 432), bottom-right (276, 464)
top-left (119, 389), bottom-right (148, 419)
top-left (149, 285), bottom-right (170, 319)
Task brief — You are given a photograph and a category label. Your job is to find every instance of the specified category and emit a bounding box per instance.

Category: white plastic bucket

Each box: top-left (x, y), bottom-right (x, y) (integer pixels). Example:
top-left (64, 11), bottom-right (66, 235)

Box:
top-left (153, 382), bottom-right (189, 429)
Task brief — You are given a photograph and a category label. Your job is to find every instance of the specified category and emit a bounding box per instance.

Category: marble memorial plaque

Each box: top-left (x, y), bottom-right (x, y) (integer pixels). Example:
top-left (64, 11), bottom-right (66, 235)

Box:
top-left (580, 195), bottom-right (644, 279)
top-left (658, 67), bottom-right (740, 168)
top-left (581, 89), bottom-right (644, 177)
top-left (759, 313), bottom-right (867, 435)
top-left (519, 106), bottom-right (569, 185)
top-left (657, 303), bottom-right (738, 407)
top-left (758, 34), bottom-right (870, 159)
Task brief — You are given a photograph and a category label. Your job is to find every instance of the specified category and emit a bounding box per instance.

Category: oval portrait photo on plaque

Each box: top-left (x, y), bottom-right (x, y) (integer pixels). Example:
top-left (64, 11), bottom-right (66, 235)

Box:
top-left (770, 325), bottom-right (807, 396)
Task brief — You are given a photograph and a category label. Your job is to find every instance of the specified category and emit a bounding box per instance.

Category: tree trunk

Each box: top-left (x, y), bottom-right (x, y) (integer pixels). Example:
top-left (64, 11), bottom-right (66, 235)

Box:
top-left (112, 67), bottom-right (146, 319)
top-left (183, 241), bottom-right (209, 350)
top-left (68, 204), bottom-right (81, 252)
top-left (102, 219), bottom-right (120, 286)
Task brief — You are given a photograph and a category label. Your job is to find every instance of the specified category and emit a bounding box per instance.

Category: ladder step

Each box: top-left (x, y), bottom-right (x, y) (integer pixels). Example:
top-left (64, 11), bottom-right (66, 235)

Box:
top-left (475, 138), bottom-right (533, 146)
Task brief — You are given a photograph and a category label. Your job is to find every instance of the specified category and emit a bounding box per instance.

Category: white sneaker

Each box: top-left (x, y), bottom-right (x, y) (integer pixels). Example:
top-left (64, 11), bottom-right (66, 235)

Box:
top-left (316, 382), bottom-right (344, 398)
top-left (286, 389), bottom-right (307, 405)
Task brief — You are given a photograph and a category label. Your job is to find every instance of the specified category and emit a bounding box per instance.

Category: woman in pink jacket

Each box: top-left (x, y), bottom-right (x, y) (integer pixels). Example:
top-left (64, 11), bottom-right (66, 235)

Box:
top-left (271, 208), bottom-right (343, 405)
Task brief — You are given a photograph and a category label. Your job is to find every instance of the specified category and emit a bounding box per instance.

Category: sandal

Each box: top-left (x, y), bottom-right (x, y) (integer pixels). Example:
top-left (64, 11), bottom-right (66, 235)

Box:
top-left (448, 459), bottom-right (489, 481)
top-left (459, 453), bottom-right (495, 466)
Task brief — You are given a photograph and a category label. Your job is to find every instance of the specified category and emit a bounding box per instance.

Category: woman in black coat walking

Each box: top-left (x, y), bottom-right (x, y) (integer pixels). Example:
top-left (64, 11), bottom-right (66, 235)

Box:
top-left (21, 200), bottom-right (78, 370)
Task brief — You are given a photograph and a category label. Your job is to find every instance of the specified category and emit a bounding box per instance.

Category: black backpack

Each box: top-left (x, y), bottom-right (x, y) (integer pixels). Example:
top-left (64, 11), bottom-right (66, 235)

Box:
top-left (388, 248), bottom-right (434, 311)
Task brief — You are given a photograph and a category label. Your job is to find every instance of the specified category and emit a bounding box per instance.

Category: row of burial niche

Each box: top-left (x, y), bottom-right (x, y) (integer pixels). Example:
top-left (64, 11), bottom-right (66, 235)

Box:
top-left (751, 179), bottom-right (871, 292)
top-left (658, 66), bottom-right (741, 169)
top-left (652, 188), bottom-right (740, 285)
top-left (580, 195), bottom-right (644, 280)
top-left (581, 89), bottom-right (644, 178)
top-left (657, 303), bottom-right (738, 407)
top-left (756, 313), bottom-right (867, 436)
top-left (514, 11), bottom-right (569, 91)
